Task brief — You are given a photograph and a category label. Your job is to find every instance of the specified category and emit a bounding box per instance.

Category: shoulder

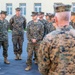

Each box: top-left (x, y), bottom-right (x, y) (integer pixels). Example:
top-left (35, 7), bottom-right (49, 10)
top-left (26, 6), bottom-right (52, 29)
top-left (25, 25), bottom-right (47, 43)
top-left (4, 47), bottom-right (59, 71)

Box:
top-left (10, 15), bottom-right (15, 20)
top-left (38, 21), bottom-right (44, 26)
top-left (4, 19), bottom-right (9, 23)
top-left (20, 15), bottom-right (26, 19)
top-left (44, 30), bottom-right (59, 41)
top-left (38, 21), bottom-right (43, 25)
top-left (69, 29), bottom-right (75, 36)
top-left (27, 20), bottom-right (33, 27)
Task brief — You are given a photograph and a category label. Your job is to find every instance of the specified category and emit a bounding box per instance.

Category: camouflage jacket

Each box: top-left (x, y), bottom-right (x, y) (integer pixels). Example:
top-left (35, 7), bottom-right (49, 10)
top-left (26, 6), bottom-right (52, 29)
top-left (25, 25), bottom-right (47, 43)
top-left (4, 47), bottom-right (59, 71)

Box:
top-left (27, 20), bottom-right (44, 43)
top-left (45, 22), bottom-right (55, 34)
top-left (0, 19), bottom-right (9, 41)
top-left (38, 25), bottom-right (75, 75)
top-left (9, 15), bottom-right (26, 36)
top-left (38, 19), bottom-right (48, 36)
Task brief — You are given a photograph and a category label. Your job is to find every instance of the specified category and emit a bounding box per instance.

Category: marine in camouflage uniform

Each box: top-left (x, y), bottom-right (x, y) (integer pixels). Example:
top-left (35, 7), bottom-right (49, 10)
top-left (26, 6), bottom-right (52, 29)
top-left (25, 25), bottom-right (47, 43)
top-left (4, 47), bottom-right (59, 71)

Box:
top-left (45, 13), bottom-right (55, 34)
top-left (25, 12), bottom-right (44, 71)
top-left (9, 7), bottom-right (26, 60)
top-left (38, 4), bottom-right (75, 75)
top-left (38, 12), bottom-right (48, 36)
top-left (70, 12), bottom-right (75, 29)
top-left (0, 11), bottom-right (10, 64)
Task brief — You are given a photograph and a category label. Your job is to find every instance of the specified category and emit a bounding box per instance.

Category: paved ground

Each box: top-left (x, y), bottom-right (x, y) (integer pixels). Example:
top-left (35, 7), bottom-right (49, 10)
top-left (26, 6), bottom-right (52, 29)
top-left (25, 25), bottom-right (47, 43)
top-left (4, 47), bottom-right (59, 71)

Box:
top-left (0, 32), bottom-right (41, 75)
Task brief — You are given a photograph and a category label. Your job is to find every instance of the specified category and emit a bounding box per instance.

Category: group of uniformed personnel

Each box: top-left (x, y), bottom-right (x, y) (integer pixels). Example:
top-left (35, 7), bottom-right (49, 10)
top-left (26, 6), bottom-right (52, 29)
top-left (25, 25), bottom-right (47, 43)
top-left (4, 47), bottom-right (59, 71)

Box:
top-left (0, 3), bottom-right (75, 75)
top-left (0, 8), bottom-right (26, 64)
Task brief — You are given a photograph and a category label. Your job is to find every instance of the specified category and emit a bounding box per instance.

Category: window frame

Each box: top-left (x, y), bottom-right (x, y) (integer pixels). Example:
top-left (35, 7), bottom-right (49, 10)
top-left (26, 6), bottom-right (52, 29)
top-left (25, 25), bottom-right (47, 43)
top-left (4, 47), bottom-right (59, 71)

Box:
top-left (6, 3), bottom-right (12, 15)
top-left (19, 3), bottom-right (26, 16)
top-left (34, 3), bottom-right (41, 12)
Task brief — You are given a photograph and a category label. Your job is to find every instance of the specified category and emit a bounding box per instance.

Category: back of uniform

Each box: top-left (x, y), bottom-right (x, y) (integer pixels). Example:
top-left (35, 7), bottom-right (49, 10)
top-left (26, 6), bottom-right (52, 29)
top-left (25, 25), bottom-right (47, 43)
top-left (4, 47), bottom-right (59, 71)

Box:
top-left (38, 25), bottom-right (75, 75)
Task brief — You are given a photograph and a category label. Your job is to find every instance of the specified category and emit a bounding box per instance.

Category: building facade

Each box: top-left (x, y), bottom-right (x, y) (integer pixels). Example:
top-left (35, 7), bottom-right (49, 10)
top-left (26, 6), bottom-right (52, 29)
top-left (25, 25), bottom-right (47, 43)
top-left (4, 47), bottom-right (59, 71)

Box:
top-left (0, 0), bottom-right (75, 22)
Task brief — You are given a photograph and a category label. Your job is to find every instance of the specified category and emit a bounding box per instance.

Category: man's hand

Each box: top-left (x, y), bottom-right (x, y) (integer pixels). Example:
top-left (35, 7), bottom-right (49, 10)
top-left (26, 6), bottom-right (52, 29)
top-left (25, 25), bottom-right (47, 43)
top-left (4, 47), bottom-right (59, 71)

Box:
top-left (31, 39), bottom-right (37, 43)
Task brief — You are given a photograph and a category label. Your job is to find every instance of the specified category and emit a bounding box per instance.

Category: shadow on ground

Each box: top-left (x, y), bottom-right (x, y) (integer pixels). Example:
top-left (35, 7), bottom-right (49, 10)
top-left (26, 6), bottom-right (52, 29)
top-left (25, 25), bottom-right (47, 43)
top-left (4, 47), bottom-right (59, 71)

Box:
top-left (0, 32), bottom-right (41, 75)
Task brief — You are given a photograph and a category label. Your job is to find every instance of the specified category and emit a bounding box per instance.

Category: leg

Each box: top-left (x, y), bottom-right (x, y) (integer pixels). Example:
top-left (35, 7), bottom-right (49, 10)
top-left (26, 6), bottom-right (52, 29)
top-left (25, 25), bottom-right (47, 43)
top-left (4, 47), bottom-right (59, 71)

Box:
top-left (12, 36), bottom-right (19, 60)
top-left (34, 42), bottom-right (40, 64)
top-left (25, 43), bottom-right (34, 71)
top-left (2, 41), bottom-right (8, 58)
top-left (18, 36), bottom-right (23, 60)
top-left (12, 36), bottom-right (18, 55)
top-left (18, 36), bottom-right (23, 55)
top-left (2, 41), bottom-right (10, 64)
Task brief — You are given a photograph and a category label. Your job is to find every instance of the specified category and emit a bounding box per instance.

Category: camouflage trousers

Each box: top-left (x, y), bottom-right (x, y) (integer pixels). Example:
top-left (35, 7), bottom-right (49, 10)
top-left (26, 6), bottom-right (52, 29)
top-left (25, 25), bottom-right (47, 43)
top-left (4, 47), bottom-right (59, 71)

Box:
top-left (12, 35), bottom-right (24, 55)
top-left (26, 42), bottom-right (40, 66)
top-left (0, 41), bottom-right (8, 58)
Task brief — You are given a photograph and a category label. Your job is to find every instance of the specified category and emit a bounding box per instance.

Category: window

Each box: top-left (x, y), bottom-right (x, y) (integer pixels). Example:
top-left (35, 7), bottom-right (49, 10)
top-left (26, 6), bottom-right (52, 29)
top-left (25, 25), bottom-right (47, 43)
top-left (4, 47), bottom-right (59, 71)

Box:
top-left (34, 3), bottom-right (41, 12)
top-left (6, 3), bottom-right (12, 15)
top-left (72, 3), bottom-right (75, 12)
top-left (20, 3), bottom-right (26, 15)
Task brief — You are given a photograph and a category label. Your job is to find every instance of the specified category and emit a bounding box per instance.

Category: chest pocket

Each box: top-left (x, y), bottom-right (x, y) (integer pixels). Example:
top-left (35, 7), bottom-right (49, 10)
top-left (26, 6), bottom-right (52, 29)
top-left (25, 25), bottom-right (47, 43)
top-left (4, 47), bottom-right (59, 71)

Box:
top-left (30, 25), bottom-right (40, 34)
top-left (14, 17), bottom-right (24, 28)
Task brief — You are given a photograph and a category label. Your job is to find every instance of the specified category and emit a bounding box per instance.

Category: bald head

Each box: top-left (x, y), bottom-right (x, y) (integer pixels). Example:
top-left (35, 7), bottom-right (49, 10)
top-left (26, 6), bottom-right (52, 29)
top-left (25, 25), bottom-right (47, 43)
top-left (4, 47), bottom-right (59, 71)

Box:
top-left (55, 12), bottom-right (71, 22)
top-left (54, 11), bottom-right (71, 27)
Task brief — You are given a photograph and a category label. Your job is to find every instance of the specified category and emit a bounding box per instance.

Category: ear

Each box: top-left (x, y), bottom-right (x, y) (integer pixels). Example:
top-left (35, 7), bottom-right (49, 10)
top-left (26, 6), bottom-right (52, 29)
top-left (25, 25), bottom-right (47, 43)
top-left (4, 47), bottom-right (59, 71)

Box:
top-left (54, 16), bottom-right (58, 25)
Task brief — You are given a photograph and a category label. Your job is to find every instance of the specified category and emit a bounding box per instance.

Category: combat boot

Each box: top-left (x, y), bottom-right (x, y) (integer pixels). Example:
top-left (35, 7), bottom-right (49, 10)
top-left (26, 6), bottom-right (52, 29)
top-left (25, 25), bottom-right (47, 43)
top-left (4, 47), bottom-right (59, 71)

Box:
top-left (25, 66), bottom-right (31, 71)
top-left (18, 54), bottom-right (22, 60)
top-left (15, 54), bottom-right (19, 60)
top-left (4, 57), bottom-right (10, 64)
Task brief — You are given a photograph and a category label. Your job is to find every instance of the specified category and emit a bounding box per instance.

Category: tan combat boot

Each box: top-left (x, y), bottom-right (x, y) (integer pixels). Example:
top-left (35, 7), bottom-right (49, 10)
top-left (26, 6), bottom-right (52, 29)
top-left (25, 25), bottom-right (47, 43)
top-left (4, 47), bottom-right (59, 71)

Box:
top-left (18, 54), bottom-right (22, 60)
top-left (15, 54), bottom-right (19, 60)
top-left (25, 66), bottom-right (31, 71)
top-left (4, 57), bottom-right (10, 64)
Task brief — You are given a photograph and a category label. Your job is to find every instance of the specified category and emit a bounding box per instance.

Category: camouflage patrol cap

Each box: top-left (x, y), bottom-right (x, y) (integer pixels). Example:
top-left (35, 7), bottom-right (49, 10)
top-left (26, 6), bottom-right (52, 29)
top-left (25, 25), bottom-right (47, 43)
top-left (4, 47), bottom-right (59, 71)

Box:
top-left (15, 7), bottom-right (21, 11)
top-left (31, 12), bottom-right (38, 16)
top-left (45, 13), bottom-right (54, 17)
top-left (71, 12), bottom-right (75, 15)
top-left (45, 13), bottom-right (50, 16)
top-left (1, 11), bottom-right (7, 15)
top-left (38, 12), bottom-right (44, 15)
top-left (54, 3), bottom-right (71, 12)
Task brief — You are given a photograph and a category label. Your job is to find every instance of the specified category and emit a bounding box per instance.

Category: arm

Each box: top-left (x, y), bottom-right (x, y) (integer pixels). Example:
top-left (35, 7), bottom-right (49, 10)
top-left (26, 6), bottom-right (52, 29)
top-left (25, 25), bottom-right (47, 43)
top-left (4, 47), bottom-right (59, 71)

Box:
top-left (23, 17), bottom-right (26, 29)
top-left (26, 24), bottom-right (32, 41)
top-left (36, 24), bottom-right (44, 41)
top-left (38, 40), bottom-right (51, 75)
top-left (9, 17), bottom-right (14, 30)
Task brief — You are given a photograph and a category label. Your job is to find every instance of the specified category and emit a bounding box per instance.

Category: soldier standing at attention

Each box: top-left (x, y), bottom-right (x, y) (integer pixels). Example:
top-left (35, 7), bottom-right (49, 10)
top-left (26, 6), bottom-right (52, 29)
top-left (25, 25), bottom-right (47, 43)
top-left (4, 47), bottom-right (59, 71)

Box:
top-left (38, 4), bottom-right (75, 75)
top-left (38, 12), bottom-right (48, 37)
top-left (45, 13), bottom-right (55, 34)
top-left (9, 7), bottom-right (26, 60)
top-left (25, 12), bottom-right (44, 71)
top-left (0, 11), bottom-right (10, 64)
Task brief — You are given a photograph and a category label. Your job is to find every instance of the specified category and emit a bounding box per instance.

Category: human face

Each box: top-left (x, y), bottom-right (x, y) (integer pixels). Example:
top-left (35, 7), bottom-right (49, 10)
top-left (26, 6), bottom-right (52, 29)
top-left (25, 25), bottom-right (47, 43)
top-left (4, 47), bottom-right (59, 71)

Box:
top-left (16, 10), bottom-right (21, 16)
top-left (1, 14), bottom-right (6, 19)
top-left (32, 15), bottom-right (38, 21)
top-left (38, 14), bottom-right (43, 19)
top-left (45, 16), bottom-right (49, 21)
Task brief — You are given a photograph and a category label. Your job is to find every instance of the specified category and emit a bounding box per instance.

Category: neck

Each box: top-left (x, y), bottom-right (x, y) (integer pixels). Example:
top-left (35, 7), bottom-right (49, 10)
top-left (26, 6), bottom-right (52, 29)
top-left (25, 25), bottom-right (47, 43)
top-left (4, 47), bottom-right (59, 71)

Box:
top-left (16, 14), bottom-right (20, 17)
top-left (1, 18), bottom-right (5, 20)
top-left (48, 20), bottom-right (52, 23)
top-left (33, 19), bottom-right (38, 22)
top-left (39, 18), bottom-right (43, 20)
top-left (57, 21), bottom-right (69, 27)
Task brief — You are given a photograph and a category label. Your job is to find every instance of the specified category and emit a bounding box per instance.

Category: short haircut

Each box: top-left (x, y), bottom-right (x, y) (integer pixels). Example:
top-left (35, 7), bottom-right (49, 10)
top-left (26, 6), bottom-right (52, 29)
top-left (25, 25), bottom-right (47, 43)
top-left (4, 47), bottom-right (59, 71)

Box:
top-left (55, 11), bottom-right (71, 22)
